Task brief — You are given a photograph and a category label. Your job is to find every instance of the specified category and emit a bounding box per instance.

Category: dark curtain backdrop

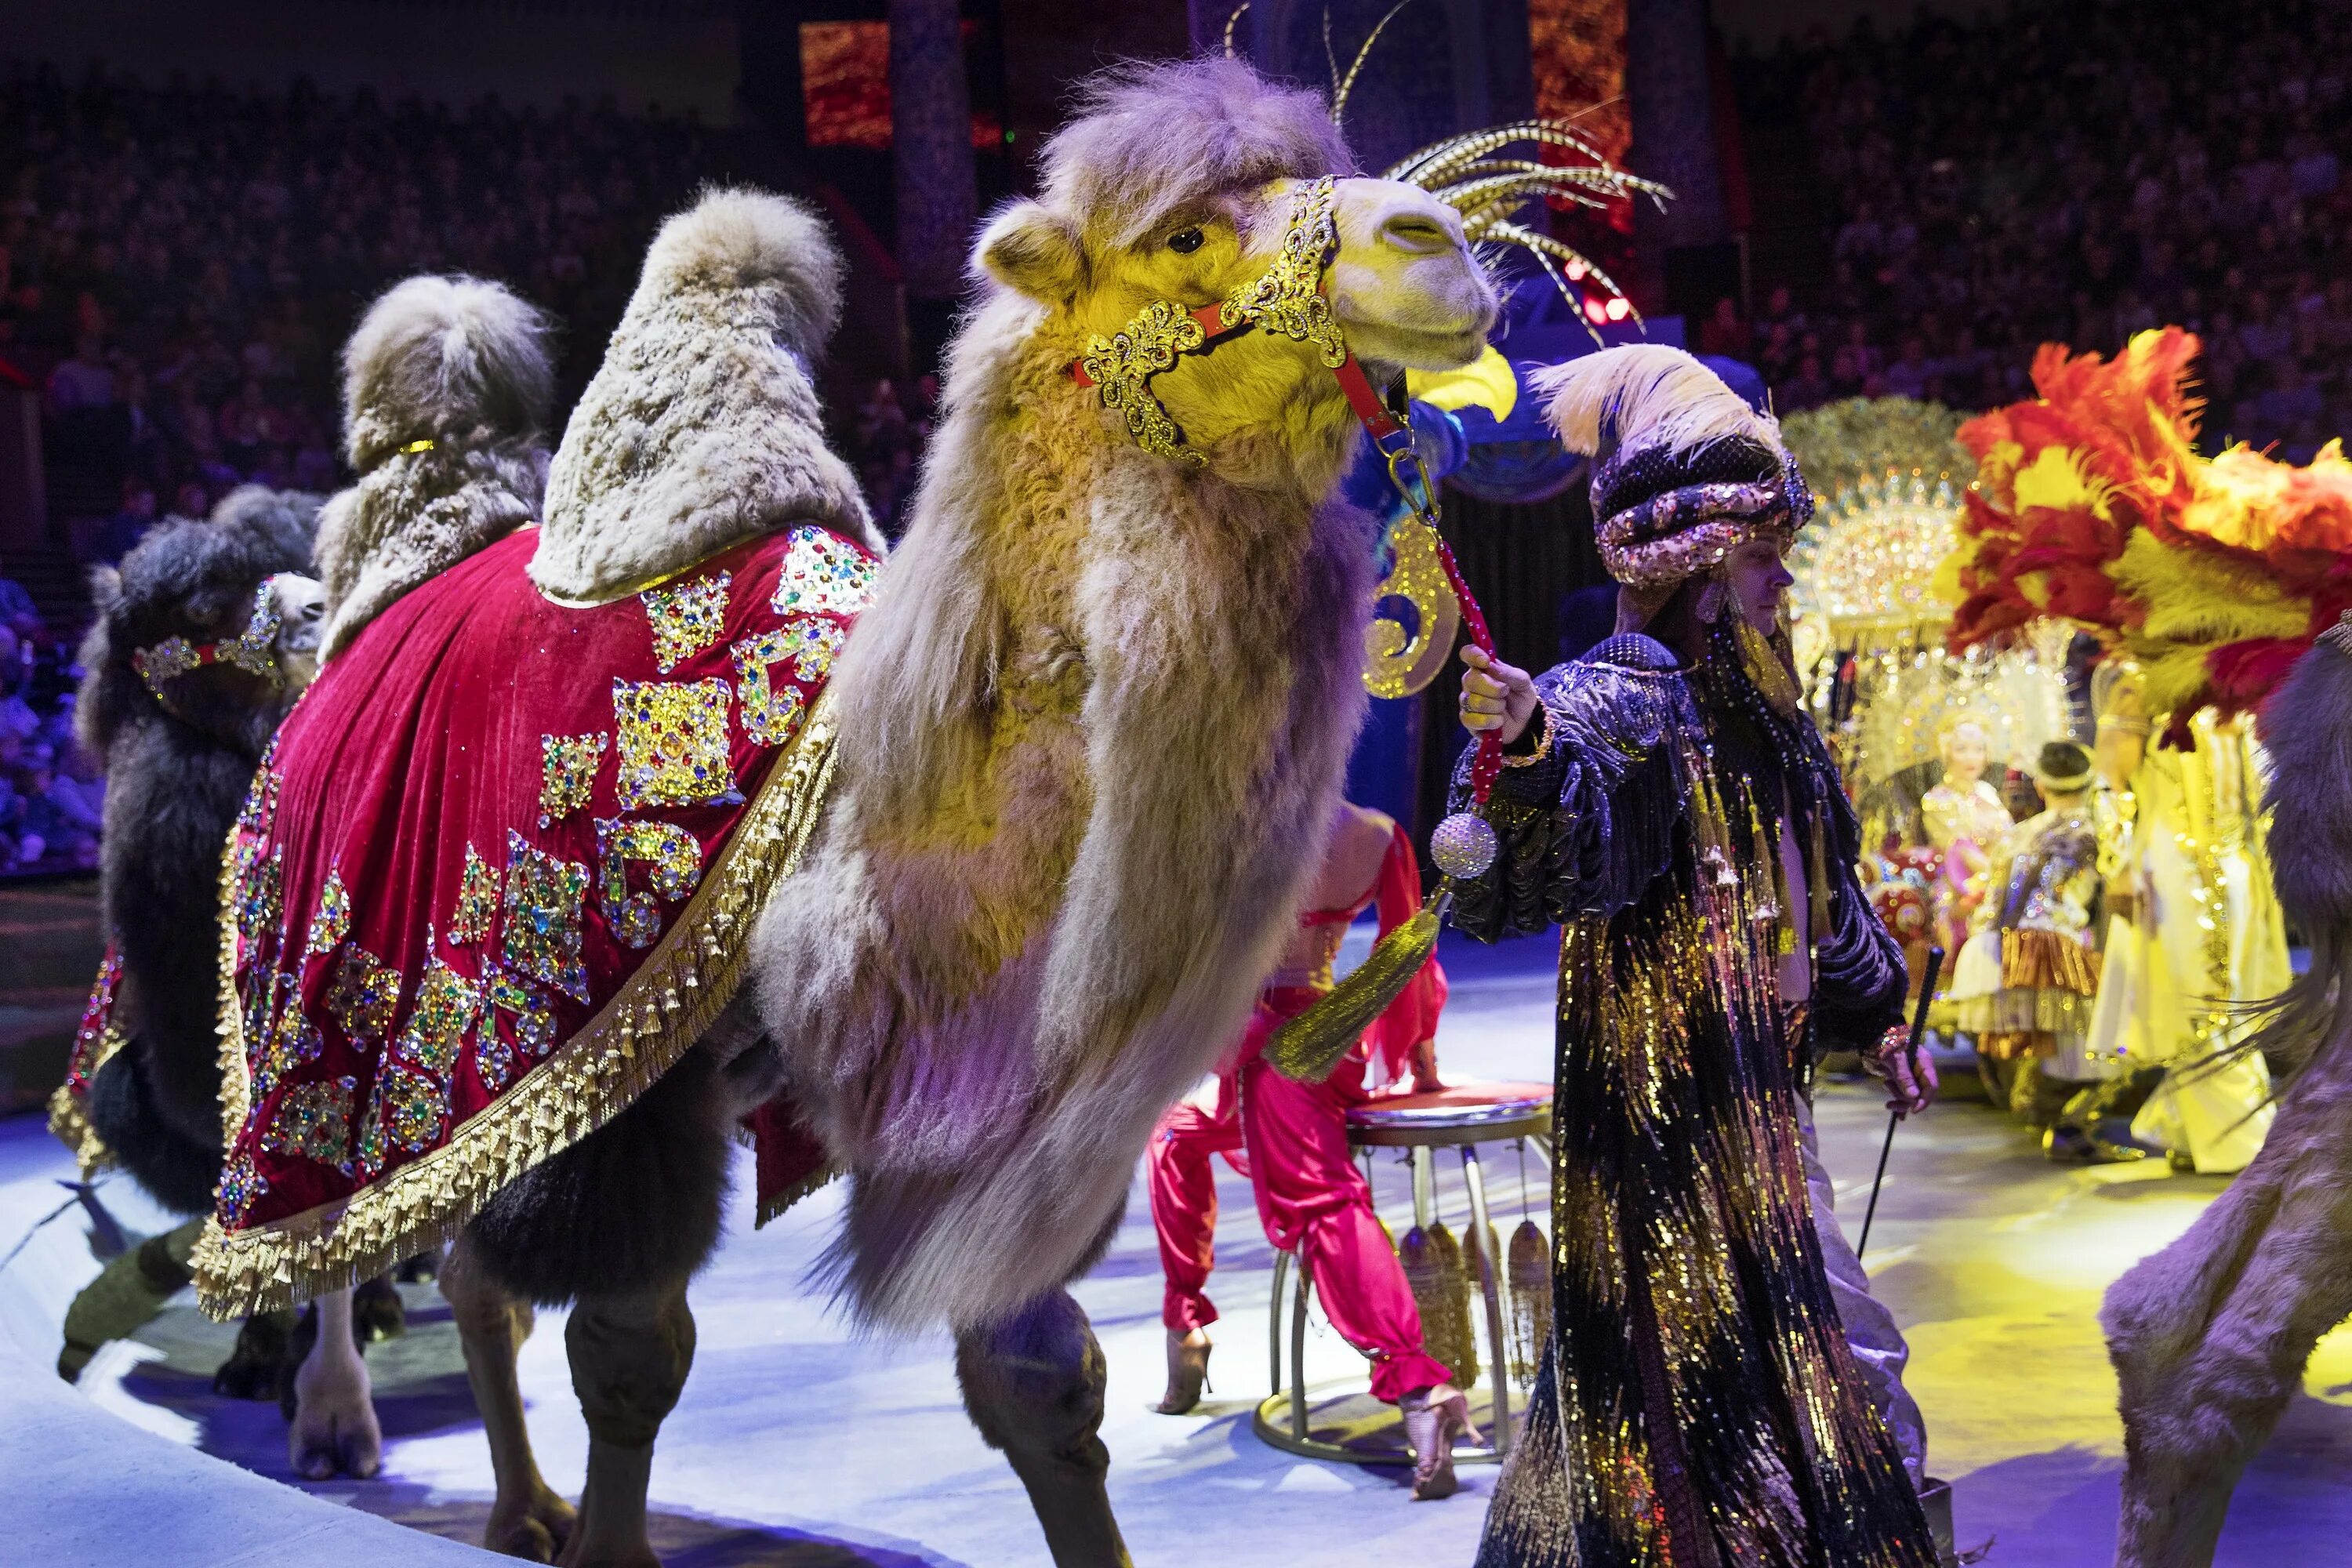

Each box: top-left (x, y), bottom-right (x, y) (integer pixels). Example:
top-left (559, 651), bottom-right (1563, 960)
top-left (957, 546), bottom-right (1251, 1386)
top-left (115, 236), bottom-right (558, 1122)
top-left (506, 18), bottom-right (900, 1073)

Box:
top-left (1412, 479), bottom-right (1610, 843)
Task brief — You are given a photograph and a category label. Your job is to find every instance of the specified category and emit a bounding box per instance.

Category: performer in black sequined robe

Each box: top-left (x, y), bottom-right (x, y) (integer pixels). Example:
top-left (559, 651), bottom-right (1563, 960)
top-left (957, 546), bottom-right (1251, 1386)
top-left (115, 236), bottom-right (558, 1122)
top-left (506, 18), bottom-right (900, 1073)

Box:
top-left (1450, 347), bottom-right (1937, 1568)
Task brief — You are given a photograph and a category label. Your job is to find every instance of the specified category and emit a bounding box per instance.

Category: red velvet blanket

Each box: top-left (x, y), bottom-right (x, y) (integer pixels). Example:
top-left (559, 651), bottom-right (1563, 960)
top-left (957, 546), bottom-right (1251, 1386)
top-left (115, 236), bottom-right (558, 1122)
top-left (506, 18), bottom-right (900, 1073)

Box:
top-left (193, 522), bottom-right (873, 1316)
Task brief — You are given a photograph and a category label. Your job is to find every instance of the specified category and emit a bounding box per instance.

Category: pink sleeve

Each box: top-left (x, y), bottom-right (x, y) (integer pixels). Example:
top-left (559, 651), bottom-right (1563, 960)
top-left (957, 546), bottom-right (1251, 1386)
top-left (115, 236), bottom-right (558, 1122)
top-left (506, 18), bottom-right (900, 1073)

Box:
top-left (1363, 822), bottom-right (1447, 1080)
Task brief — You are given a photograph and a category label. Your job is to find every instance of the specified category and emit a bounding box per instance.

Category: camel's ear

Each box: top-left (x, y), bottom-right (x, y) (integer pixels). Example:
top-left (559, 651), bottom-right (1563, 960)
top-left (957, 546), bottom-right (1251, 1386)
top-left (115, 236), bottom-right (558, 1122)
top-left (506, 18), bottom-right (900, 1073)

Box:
top-left (975, 200), bottom-right (1087, 303)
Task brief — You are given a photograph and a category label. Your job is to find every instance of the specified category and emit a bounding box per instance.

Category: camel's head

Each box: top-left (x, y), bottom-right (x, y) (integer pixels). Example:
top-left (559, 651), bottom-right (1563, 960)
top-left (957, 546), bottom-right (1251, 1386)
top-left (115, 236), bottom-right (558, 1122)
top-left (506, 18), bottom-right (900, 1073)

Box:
top-left (977, 56), bottom-right (1497, 479)
top-left (78, 486), bottom-right (323, 754)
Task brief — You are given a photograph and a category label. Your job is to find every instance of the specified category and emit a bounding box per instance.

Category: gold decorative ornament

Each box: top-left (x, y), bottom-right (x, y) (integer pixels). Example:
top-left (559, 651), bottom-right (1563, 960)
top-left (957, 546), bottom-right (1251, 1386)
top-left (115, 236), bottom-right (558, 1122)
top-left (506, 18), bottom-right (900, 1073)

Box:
top-left (1077, 299), bottom-right (1212, 466)
top-left (1225, 178), bottom-right (1346, 366)
top-left (1363, 514), bottom-right (1463, 699)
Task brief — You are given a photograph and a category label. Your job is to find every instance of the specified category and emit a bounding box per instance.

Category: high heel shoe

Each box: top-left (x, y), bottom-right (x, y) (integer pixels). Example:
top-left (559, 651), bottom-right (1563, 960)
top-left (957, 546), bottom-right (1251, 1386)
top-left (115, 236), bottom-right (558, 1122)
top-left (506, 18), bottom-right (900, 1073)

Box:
top-left (1402, 1383), bottom-right (1477, 1500)
top-left (1157, 1330), bottom-right (1212, 1414)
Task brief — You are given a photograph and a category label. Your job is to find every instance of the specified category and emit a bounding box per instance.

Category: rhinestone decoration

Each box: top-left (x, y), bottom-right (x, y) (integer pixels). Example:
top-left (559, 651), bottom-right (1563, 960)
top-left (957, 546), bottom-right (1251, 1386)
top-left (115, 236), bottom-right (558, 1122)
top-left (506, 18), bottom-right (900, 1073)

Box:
top-left (1430, 811), bottom-right (1500, 880)
top-left (501, 830), bottom-right (590, 1002)
top-left (235, 843), bottom-right (285, 949)
top-left (642, 571), bottom-right (732, 673)
top-left (594, 817), bottom-right (704, 949)
top-left (613, 678), bottom-right (738, 810)
top-left (476, 1032), bottom-right (516, 1094)
top-left (254, 988), bottom-right (323, 1098)
top-left (486, 964), bottom-right (557, 1057)
top-left (354, 1078), bottom-right (385, 1179)
top-left (307, 868), bottom-right (351, 956)
top-left (539, 732), bottom-right (609, 827)
top-left (243, 967), bottom-right (296, 1093)
top-left (771, 524), bottom-right (877, 617)
top-left (394, 956), bottom-right (480, 1076)
top-left (216, 1150), bottom-right (267, 1226)
top-left (449, 844), bottom-right (500, 944)
top-left (381, 1063), bottom-right (448, 1153)
top-left (731, 630), bottom-right (810, 746)
top-left (328, 946), bottom-right (402, 1044)
top-left (235, 748), bottom-right (281, 835)
top-left (262, 1076), bottom-right (357, 1169)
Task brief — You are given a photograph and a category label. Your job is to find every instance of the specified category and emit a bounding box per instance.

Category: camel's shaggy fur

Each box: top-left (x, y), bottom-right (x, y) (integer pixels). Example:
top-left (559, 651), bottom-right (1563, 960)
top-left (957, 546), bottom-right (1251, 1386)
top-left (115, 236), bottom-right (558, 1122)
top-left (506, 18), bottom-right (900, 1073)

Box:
top-left (753, 56), bottom-right (1422, 1332)
top-left (2102, 638), bottom-right (2352, 1567)
top-left (77, 489), bottom-right (321, 1212)
top-left (531, 187), bottom-right (878, 602)
top-left (314, 276), bottom-right (554, 658)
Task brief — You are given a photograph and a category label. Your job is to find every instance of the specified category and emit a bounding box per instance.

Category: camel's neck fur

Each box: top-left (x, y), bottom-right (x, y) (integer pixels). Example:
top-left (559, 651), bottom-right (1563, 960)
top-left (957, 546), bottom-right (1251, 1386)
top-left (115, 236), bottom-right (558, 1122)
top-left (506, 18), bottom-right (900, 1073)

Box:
top-left (754, 288), bottom-right (1377, 1329)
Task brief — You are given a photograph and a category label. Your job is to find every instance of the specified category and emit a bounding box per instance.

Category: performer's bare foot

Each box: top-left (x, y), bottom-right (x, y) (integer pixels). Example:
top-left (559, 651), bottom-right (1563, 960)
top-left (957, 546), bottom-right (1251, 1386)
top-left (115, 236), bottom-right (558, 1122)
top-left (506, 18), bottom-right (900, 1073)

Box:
top-left (1402, 1381), bottom-right (1477, 1500)
top-left (1156, 1328), bottom-right (1211, 1414)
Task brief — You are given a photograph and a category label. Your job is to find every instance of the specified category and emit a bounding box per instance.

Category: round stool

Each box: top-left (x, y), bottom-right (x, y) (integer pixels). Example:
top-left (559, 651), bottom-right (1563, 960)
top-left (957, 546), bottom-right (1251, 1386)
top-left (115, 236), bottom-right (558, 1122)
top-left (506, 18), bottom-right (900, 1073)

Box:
top-left (1253, 1080), bottom-right (1553, 1466)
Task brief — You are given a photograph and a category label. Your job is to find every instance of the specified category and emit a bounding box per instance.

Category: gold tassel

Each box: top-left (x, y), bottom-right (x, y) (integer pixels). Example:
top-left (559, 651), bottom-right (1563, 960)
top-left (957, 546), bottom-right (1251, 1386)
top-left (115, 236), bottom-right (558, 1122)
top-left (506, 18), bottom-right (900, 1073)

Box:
top-left (1507, 1218), bottom-right (1550, 1385)
top-left (1405, 1221), bottom-right (1478, 1387)
top-left (1267, 891), bottom-right (1445, 1081)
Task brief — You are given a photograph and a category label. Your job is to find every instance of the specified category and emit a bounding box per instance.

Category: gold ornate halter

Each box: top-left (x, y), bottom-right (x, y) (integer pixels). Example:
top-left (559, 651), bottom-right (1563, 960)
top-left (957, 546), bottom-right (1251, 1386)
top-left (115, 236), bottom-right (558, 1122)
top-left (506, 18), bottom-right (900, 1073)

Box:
top-left (1070, 177), bottom-right (1356, 467)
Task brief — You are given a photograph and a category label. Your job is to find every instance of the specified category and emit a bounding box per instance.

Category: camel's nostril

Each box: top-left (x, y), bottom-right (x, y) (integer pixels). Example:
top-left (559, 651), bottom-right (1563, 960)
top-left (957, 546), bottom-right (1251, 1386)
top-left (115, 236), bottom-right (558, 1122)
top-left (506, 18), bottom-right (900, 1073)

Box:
top-left (1380, 213), bottom-right (1453, 255)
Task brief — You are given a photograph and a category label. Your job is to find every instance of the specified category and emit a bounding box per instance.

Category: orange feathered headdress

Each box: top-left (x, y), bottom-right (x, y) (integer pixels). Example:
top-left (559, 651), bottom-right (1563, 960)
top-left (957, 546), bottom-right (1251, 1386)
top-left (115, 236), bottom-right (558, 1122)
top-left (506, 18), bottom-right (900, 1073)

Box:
top-left (1947, 326), bottom-right (2352, 738)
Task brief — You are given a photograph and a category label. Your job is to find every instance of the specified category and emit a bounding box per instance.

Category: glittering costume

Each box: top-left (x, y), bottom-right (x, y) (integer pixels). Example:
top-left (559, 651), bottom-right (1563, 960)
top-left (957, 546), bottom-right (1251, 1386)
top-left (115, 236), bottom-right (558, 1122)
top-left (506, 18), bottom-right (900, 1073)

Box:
top-left (1951, 801), bottom-right (2103, 1064)
top-left (1918, 771), bottom-right (2013, 956)
top-left (1459, 347), bottom-right (1934, 1568)
top-left (1147, 819), bottom-right (1451, 1404)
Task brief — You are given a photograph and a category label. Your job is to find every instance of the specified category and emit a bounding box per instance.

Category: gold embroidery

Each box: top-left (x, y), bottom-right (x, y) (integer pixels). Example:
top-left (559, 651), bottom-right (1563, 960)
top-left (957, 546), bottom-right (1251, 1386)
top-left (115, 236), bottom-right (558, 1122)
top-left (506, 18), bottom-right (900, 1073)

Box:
top-left (1224, 176), bottom-right (1346, 367)
top-left (263, 1076), bottom-right (357, 1170)
top-left (394, 956), bottom-right (480, 1076)
top-left (1077, 299), bottom-right (1210, 467)
top-left (501, 830), bottom-right (590, 1002)
top-left (449, 844), bottom-right (500, 944)
top-left (641, 571), bottom-right (732, 672)
top-left (307, 868), bottom-right (350, 956)
top-left (194, 697), bottom-right (845, 1318)
top-left (328, 946), bottom-right (401, 1045)
top-left (539, 732), bottom-right (609, 827)
top-left (731, 629), bottom-right (810, 746)
top-left (595, 817), bottom-right (705, 949)
top-left (770, 524), bottom-right (877, 617)
top-left (613, 678), bottom-right (738, 810)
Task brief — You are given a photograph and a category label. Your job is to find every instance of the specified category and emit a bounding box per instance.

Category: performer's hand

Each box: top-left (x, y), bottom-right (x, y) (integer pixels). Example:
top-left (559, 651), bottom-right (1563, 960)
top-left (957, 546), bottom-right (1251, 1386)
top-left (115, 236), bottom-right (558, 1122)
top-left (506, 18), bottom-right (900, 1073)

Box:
top-left (1869, 1027), bottom-right (1939, 1119)
top-left (1459, 646), bottom-right (1537, 744)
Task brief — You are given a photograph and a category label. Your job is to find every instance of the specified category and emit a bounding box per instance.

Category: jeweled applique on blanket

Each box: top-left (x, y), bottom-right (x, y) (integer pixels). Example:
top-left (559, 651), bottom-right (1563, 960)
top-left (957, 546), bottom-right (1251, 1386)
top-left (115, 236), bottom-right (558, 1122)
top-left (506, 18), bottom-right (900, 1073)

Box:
top-left (193, 523), bottom-right (875, 1316)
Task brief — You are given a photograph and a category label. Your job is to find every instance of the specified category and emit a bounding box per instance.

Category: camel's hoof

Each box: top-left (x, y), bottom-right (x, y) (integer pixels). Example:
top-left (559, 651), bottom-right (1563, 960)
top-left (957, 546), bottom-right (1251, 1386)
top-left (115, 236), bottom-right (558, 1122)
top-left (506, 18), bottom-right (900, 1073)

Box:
top-left (395, 1247), bottom-right (441, 1284)
top-left (212, 1308), bottom-right (296, 1400)
top-left (486, 1488), bottom-right (576, 1563)
top-left (354, 1276), bottom-right (407, 1342)
top-left (287, 1339), bottom-right (381, 1479)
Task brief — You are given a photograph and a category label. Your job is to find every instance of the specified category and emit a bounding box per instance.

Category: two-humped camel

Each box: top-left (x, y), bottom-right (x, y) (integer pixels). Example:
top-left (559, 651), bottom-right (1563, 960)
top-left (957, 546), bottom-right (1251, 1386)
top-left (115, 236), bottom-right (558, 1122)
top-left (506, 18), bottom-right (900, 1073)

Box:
top-left (233, 56), bottom-right (1494, 1568)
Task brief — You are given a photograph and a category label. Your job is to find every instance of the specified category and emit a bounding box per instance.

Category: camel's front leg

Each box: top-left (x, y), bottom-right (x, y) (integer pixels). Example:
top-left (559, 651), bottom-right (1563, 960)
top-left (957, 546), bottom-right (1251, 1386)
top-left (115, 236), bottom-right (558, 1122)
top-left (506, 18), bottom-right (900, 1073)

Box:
top-left (287, 1286), bottom-right (383, 1479)
top-left (2105, 1079), bottom-right (2352, 1568)
top-left (443, 1237), bottom-right (575, 1562)
top-left (955, 1288), bottom-right (1133, 1568)
top-left (561, 1281), bottom-right (695, 1568)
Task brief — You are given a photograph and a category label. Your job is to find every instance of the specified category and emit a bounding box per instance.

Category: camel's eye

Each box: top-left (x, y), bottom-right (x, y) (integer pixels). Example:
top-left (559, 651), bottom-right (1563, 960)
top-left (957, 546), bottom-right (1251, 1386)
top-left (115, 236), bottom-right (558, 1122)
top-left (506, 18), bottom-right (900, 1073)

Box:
top-left (1167, 227), bottom-right (1206, 255)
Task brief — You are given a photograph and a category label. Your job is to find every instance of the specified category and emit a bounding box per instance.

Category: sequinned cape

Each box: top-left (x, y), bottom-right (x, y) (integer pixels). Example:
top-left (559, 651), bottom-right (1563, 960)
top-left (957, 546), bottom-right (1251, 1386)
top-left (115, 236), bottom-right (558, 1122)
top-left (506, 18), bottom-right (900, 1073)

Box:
top-left (1453, 634), bottom-right (1935, 1568)
top-left (191, 522), bottom-right (877, 1318)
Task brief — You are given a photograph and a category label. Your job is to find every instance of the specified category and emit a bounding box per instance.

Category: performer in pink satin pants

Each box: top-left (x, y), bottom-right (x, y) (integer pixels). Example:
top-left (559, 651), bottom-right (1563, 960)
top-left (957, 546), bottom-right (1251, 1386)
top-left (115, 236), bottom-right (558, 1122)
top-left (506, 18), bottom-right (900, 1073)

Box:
top-left (1146, 801), bottom-right (1468, 1496)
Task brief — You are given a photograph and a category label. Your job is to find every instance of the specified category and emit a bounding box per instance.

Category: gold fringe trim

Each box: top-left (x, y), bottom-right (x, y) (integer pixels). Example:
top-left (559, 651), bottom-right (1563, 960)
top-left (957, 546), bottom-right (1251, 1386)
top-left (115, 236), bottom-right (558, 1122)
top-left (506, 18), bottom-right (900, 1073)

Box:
top-left (192, 695), bottom-right (843, 1319)
top-left (45, 1024), bottom-right (127, 1175)
top-left (1998, 927), bottom-right (2100, 995)
top-left (754, 1163), bottom-right (842, 1228)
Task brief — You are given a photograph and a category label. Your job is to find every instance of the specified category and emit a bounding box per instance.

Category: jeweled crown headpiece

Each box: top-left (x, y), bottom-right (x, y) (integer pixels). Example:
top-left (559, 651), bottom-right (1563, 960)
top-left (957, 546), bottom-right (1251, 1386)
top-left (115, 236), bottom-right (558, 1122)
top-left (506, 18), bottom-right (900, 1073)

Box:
top-left (132, 575), bottom-right (295, 713)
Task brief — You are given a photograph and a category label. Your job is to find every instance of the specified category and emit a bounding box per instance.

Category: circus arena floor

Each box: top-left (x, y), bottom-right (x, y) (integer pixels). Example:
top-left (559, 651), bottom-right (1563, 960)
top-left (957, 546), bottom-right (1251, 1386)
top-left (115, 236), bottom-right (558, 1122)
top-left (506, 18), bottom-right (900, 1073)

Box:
top-left (7, 928), bottom-right (2352, 1568)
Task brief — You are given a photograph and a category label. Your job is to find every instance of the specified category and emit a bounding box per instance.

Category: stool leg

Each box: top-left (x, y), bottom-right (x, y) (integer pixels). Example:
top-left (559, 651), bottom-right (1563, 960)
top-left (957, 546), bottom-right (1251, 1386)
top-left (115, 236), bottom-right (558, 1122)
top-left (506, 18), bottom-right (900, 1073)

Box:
top-left (1461, 1144), bottom-right (1512, 1454)
top-left (1290, 1255), bottom-right (1312, 1442)
top-left (1410, 1146), bottom-right (1434, 1230)
top-left (1268, 1251), bottom-right (1290, 1398)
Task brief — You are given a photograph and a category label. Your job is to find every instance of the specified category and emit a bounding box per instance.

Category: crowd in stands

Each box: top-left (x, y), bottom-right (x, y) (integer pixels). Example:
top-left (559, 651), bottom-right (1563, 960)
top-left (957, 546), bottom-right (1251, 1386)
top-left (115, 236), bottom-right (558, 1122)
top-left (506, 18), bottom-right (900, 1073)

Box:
top-left (0, 60), bottom-right (859, 875)
top-left (1733, 0), bottom-right (2352, 456)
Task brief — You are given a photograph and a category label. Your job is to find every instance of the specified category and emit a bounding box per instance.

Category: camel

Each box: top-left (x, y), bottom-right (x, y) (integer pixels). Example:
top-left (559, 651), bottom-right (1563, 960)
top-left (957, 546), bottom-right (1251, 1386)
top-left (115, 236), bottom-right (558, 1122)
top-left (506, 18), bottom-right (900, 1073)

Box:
top-left (2102, 625), bottom-right (2352, 1568)
top-left (51, 487), bottom-right (326, 1388)
top-left (226, 56), bottom-right (1495, 1568)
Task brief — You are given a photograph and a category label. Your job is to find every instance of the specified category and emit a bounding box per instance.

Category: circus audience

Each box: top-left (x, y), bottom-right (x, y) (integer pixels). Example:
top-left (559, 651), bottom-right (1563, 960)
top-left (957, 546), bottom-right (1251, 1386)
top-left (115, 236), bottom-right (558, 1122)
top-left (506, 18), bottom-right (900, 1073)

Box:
top-left (0, 59), bottom-right (805, 546)
top-left (1737, 0), bottom-right (2352, 456)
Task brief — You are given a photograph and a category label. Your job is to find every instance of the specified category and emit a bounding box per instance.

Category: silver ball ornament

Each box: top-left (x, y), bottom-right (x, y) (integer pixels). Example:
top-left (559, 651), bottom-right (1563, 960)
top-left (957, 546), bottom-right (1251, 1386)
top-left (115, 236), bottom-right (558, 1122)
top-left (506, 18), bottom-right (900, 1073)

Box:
top-left (1430, 811), bottom-right (1498, 880)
